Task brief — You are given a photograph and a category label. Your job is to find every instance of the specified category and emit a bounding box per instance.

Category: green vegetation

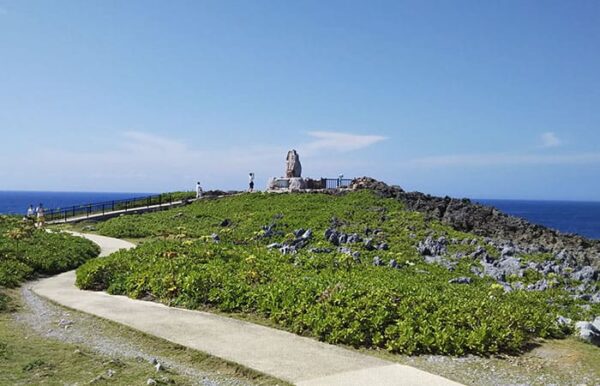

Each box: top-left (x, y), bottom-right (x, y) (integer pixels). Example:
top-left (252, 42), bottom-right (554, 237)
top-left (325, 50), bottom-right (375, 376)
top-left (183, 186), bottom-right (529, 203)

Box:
top-left (0, 215), bottom-right (99, 296)
top-left (78, 191), bottom-right (594, 356)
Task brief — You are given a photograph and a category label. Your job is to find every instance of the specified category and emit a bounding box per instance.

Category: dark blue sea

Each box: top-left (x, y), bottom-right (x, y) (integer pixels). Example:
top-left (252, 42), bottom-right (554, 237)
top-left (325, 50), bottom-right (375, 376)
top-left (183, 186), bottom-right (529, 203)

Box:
top-left (476, 199), bottom-right (600, 240)
top-left (0, 191), bottom-right (152, 215)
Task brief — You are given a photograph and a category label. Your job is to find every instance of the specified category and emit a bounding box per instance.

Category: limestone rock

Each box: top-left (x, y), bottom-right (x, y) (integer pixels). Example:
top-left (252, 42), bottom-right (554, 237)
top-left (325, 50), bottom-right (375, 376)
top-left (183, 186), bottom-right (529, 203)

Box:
top-left (285, 149), bottom-right (302, 178)
top-left (449, 277), bottom-right (472, 284)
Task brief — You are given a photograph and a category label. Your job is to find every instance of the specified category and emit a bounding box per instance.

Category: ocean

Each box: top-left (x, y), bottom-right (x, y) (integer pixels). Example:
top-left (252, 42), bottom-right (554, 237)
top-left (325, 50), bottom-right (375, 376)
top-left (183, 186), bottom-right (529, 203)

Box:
top-left (476, 199), bottom-right (600, 240)
top-left (0, 191), bottom-right (598, 240)
top-left (0, 191), bottom-right (153, 215)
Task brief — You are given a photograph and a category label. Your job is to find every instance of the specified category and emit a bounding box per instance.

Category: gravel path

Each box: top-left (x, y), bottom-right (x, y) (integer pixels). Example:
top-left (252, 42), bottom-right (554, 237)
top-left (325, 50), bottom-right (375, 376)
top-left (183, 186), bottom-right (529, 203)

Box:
top-left (15, 285), bottom-right (252, 386)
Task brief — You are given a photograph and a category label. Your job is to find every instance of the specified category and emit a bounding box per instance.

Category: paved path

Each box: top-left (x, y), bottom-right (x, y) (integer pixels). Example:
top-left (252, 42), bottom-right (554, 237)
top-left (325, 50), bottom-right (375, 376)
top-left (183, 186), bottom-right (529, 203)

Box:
top-left (32, 232), bottom-right (462, 386)
top-left (47, 200), bottom-right (189, 224)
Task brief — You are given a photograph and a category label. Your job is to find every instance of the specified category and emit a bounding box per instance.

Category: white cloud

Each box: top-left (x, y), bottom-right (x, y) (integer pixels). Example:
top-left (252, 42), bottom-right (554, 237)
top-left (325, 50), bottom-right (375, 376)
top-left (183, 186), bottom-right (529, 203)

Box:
top-left (540, 132), bottom-right (561, 148)
top-left (1, 130), bottom-right (383, 191)
top-left (302, 131), bottom-right (386, 154)
top-left (404, 152), bottom-right (600, 168)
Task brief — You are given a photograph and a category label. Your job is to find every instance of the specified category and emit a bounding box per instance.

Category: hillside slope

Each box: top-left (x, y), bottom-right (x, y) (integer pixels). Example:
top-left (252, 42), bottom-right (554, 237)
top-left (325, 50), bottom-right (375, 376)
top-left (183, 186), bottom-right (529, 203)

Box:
top-left (76, 189), bottom-right (599, 356)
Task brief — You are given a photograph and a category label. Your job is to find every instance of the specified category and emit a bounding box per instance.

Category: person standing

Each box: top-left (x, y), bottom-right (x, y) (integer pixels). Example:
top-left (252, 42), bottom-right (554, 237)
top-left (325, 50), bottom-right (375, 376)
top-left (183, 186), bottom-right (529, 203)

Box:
top-left (26, 205), bottom-right (35, 219)
top-left (248, 172), bottom-right (255, 192)
top-left (196, 181), bottom-right (203, 199)
top-left (35, 203), bottom-right (45, 228)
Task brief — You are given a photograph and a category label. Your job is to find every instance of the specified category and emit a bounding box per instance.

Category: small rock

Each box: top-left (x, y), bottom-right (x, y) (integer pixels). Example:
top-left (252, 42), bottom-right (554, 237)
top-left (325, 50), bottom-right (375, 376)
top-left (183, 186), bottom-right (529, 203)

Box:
top-left (338, 247), bottom-right (352, 255)
top-left (372, 256), bottom-right (383, 266)
top-left (526, 279), bottom-right (549, 292)
top-left (89, 375), bottom-right (105, 384)
top-left (571, 266), bottom-right (598, 283)
top-left (470, 246), bottom-right (487, 259)
top-left (389, 259), bottom-right (398, 269)
top-left (147, 379), bottom-right (157, 386)
top-left (592, 317), bottom-right (600, 333)
top-left (424, 255), bottom-right (456, 271)
top-left (417, 236), bottom-right (447, 256)
top-left (279, 245), bottom-right (296, 255)
top-left (324, 228), bottom-right (335, 239)
top-left (107, 369), bottom-right (116, 378)
top-left (149, 358), bottom-right (158, 365)
top-left (511, 281), bottom-right (525, 290)
top-left (58, 319), bottom-right (73, 328)
top-left (500, 246), bottom-right (515, 257)
top-left (574, 321), bottom-right (600, 346)
top-left (308, 247), bottom-right (332, 254)
top-left (556, 316), bottom-right (572, 327)
top-left (210, 233), bottom-right (220, 243)
top-left (363, 238), bottom-right (375, 251)
top-left (347, 233), bottom-right (361, 243)
top-left (448, 277), bottom-right (472, 284)
top-left (293, 229), bottom-right (305, 238)
top-left (266, 243), bottom-right (282, 249)
top-left (301, 229), bottom-right (313, 239)
top-left (377, 242), bottom-right (389, 251)
top-left (219, 219), bottom-right (231, 227)
top-left (499, 281), bottom-right (513, 293)
top-left (470, 265), bottom-right (484, 277)
top-left (155, 362), bottom-right (164, 372)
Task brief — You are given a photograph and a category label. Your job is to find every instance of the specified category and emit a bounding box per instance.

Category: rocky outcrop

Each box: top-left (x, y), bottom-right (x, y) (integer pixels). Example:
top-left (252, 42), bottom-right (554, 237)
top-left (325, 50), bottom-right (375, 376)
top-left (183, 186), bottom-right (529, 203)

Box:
top-left (350, 177), bottom-right (600, 268)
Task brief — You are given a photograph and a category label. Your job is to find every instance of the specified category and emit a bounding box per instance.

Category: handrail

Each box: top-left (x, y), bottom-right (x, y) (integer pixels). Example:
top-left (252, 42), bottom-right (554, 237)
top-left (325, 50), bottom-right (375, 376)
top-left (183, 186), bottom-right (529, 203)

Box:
top-left (323, 178), bottom-right (353, 189)
top-left (43, 193), bottom-right (193, 222)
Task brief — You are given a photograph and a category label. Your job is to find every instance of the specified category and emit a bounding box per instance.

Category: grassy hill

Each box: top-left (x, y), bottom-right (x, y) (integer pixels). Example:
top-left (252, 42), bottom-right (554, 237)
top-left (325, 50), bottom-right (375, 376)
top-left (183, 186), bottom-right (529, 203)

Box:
top-left (76, 190), bottom-right (599, 356)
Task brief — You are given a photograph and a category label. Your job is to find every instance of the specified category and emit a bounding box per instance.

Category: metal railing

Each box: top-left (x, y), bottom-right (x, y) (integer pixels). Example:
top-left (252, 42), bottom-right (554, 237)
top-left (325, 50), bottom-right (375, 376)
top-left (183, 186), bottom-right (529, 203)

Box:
top-left (324, 178), bottom-right (353, 189)
top-left (43, 193), bottom-right (191, 222)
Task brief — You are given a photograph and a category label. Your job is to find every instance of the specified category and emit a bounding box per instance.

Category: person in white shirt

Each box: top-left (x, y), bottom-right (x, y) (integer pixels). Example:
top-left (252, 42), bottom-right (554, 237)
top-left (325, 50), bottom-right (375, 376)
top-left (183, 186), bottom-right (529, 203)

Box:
top-left (26, 205), bottom-right (35, 219)
top-left (248, 172), bottom-right (255, 192)
top-left (196, 182), bottom-right (203, 199)
top-left (35, 203), bottom-right (45, 228)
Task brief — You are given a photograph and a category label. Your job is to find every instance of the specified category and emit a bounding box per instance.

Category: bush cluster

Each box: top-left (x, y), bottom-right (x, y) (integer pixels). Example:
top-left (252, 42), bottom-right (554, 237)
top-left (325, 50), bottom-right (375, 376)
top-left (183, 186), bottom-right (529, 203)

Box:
top-left (0, 216), bottom-right (100, 289)
top-left (77, 240), bottom-right (572, 355)
top-left (77, 191), bottom-right (583, 355)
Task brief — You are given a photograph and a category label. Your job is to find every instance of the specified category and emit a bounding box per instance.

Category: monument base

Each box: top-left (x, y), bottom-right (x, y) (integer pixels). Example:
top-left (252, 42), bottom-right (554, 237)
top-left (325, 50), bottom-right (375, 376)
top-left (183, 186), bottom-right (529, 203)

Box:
top-left (267, 177), bottom-right (326, 192)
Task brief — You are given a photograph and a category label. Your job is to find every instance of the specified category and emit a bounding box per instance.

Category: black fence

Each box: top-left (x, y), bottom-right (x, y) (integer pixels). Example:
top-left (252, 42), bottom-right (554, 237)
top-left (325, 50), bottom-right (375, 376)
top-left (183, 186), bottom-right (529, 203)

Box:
top-left (43, 193), bottom-right (192, 222)
top-left (324, 178), bottom-right (353, 189)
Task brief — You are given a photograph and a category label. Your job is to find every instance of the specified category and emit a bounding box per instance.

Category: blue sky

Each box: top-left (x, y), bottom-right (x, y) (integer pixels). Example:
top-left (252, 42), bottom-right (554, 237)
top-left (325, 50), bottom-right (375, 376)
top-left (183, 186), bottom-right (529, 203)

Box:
top-left (1, 1), bottom-right (599, 200)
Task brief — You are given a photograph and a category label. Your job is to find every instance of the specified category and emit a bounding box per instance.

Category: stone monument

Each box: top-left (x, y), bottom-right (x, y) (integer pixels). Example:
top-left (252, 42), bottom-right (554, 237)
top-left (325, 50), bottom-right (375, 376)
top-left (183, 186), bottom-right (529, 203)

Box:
top-left (268, 149), bottom-right (308, 191)
top-left (285, 150), bottom-right (302, 178)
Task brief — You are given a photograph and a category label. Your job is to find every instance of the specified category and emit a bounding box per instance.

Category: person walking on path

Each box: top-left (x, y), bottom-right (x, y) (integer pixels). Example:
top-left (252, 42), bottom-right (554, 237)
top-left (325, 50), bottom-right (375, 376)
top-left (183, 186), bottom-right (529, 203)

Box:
top-left (196, 181), bottom-right (203, 199)
top-left (35, 203), bottom-right (45, 228)
top-left (248, 172), bottom-right (255, 192)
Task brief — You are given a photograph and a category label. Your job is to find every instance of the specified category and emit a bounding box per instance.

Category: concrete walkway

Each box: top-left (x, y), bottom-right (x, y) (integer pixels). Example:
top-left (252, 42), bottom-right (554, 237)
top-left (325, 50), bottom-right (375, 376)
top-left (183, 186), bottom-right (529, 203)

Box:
top-left (47, 200), bottom-right (189, 224)
top-left (32, 232), bottom-right (462, 386)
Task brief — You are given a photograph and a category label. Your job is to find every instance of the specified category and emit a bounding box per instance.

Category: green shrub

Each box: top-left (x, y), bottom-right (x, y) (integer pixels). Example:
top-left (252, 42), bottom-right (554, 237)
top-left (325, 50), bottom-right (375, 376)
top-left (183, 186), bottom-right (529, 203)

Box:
top-left (76, 238), bottom-right (568, 356)
top-left (78, 191), bottom-right (587, 355)
top-left (0, 216), bottom-right (100, 290)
